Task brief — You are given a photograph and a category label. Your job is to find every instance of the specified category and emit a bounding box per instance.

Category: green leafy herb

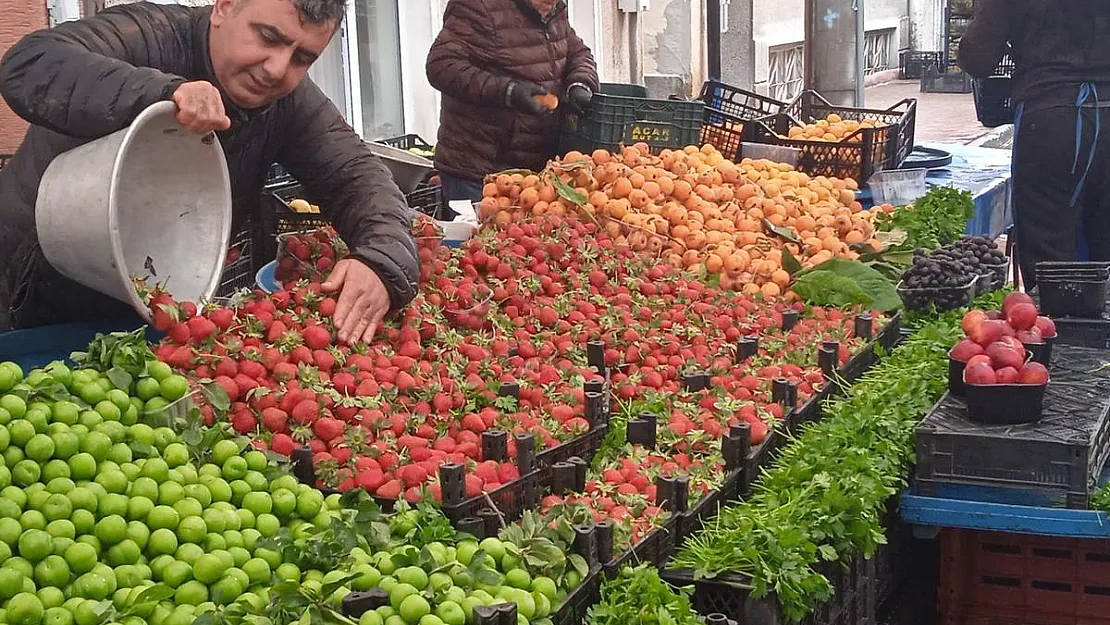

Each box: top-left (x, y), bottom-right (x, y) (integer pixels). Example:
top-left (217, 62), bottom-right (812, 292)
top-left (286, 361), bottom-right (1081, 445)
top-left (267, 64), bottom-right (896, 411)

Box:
top-left (70, 327), bottom-right (154, 383)
top-left (668, 294), bottom-right (997, 622)
top-left (587, 563), bottom-right (701, 625)
top-left (874, 186), bottom-right (974, 251)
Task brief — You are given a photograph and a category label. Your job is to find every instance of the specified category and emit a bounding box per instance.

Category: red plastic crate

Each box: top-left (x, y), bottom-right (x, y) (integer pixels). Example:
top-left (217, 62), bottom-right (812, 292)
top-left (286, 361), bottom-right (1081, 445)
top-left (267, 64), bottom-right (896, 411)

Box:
top-left (940, 529), bottom-right (1110, 625)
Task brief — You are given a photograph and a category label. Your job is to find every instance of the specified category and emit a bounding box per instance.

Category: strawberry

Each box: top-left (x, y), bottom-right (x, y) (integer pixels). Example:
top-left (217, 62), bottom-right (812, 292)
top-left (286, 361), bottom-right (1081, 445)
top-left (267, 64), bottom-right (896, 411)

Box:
top-left (188, 316), bottom-right (218, 342)
top-left (376, 479), bottom-right (403, 499)
top-left (303, 325), bottom-right (331, 350)
top-left (313, 417), bottom-right (344, 442)
top-left (231, 412), bottom-right (257, 435)
top-left (290, 400), bottom-right (319, 425)
top-left (261, 407), bottom-right (289, 433)
top-left (270, 433), bottom-right (296, 456)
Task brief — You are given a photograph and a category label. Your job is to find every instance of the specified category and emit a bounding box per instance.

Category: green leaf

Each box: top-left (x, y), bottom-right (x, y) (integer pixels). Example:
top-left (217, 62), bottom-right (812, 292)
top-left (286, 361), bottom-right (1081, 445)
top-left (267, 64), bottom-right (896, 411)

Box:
top-left (761, 218), bottom-right (800, 244)
top-left (798, 258), bottom-right (902, 311)
top-left (473, 567), bottom-right (503, 585)
top-left (568, 553), bottom-right (590, 578)
top-left (106, 367), bottom-right (133, 392)
top-left (200, 381), bottom-right (232, 413)
top-left (781, 247), bottom-right (803, 276)
top-left (818, 545), bottom-right (838, 561)
top-left (792, 271), bottom-right (873, 308)
top-left (551, 175), bottom-right (587, 206)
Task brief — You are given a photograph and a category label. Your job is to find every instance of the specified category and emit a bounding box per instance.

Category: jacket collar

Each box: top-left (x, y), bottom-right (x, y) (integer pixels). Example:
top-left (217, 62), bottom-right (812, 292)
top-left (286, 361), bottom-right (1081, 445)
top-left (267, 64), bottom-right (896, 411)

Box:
top-left (191, 6), bottom-right (274, 125)
top-left (512, 0), bottom-right (567, 26)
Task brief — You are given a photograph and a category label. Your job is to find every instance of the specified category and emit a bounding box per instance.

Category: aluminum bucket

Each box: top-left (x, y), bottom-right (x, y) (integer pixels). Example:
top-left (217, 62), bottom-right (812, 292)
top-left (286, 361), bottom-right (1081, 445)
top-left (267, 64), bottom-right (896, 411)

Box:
top-left (35, 101), bottom-right (232, 321)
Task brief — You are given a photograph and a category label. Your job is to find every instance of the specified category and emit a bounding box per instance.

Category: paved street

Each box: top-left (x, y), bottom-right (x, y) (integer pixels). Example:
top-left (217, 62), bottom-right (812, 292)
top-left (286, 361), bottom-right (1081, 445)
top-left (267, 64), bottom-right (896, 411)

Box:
top-left (864, 79), bottom-right (996, 146)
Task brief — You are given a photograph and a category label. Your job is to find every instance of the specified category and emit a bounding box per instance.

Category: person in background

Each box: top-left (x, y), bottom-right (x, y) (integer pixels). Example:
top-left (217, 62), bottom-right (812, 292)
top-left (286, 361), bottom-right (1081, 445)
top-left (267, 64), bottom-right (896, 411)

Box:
top-left (960, 0), bottom-right (1110, 289)
top-left (426, 0), bottom-right (599, 203)
top-left (0, 0), bottom-right (418, 344)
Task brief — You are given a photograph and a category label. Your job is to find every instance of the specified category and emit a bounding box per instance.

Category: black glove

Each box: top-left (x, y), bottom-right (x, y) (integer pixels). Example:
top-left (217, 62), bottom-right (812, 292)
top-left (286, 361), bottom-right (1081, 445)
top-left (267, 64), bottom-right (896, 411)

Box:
top-left (566, 84), bottom-right (594, 114)
top-left (506, 80), bottom-right (549, 115)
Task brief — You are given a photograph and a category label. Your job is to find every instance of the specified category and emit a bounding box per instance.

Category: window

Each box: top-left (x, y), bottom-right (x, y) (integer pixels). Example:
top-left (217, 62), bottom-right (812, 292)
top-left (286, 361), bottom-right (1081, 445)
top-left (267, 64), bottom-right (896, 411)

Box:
top-left (768, 43), bottom-right (804, 101)
top-left (352, 0), bottom-right (405, 140)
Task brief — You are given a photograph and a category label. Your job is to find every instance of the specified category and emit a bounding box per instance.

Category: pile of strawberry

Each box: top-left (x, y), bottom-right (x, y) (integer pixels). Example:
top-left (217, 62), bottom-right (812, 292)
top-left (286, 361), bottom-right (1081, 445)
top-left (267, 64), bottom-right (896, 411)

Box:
top-left (274, 226), bottom-right (348, 284)
top-left (145, 213), bottom-right (873, 509)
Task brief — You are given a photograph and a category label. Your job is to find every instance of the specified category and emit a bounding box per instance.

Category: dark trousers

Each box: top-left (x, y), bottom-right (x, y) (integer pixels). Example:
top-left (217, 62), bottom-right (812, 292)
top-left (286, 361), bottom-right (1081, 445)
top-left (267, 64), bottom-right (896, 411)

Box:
top-left (1013, 103), bottom-right (1110, 289)
top-left (439, 173), bottom-right (484, 204)
top-left (0, 241), bottom-right (137, 333)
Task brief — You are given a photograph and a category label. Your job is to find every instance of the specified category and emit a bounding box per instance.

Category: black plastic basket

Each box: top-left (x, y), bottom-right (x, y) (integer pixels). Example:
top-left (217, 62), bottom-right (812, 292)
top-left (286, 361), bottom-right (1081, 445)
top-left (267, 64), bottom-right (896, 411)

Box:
top-left (260, 183), bottom-right (331, 262)
top-left (698, 80), bottom-right (785, 161)
top-left (745, 91), bottom-right (916, 183)
top-left (265, 162), bottom-right (295, 187)
top-left (899, 51), bottom-right (943, 80)
top-left (897, 276), bottom-right (979, 313)
top-left (559, 92), bottom-right (705, 154)
top-left (920, 67), bottom-right (974, 94)
top-left (915, 344), bottom-right (1110, 509)
top-left (661, 555), bottom-right (875, 625)
top-left (1037, 279), bottom-right (1109, 318)
top-left (872, 499), bottom-right (918, 615)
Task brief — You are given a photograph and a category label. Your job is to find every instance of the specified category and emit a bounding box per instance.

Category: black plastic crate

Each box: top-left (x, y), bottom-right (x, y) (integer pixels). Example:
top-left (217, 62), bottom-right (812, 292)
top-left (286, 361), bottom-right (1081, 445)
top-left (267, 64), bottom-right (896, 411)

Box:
top-left (534, 425), bottom-right (608, 483)
top-left (217, 223), bottom-right (260, 296)
top-left (838, 313), bottom-right (903, 387)
top-left (379, 134), bottom-right (434, 153)
top-left (921, 67), bottom-right (974, 94)
top-left (260, 182), bottom-right (331, 262)
top-left (603, 514), bottom-right (678, 577)
top-left (551, 566), bottom-right (601, 625)
top-left (698, 81), bottom-right (785, 161)
top-left (676, 469), bottom-right (743, 541)
top-left (783, 91), bottom-right (917, 169)
top-left (915, 344), bottom-right (1110, 509)
top-left (265, 162), bottom-right (295, 186)
top-left (899, 51), bottom-right (943, 80)
top-left (559, 93), bottom-right (705, 154)
top-left (788, 313), bottom-right (903, 432)
top-left (661, 555), bottom-right (875, 625)
top-left (405, 185), bottom-right (450, 221)
top-left (598, 82), bottom-right (648, 98)
top-left (738, 428), bottom-right (784, 497)
top-left (872, 500), bottom-right (916, 614)
top-left (745, 92), bottom-right (916, 183)
top-left (1038, 278), bottom-right (1109, 318)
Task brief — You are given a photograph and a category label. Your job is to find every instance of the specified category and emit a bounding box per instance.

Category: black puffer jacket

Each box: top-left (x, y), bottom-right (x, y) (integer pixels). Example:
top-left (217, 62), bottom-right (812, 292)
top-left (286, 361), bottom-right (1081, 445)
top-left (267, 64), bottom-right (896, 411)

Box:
top-left (0, 2), bottom-right (419, 330)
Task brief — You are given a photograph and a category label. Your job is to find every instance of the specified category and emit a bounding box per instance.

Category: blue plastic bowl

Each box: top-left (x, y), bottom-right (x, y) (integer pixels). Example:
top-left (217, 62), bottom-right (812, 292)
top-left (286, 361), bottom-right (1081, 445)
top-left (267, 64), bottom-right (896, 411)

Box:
top-left (256, 261), bottom-right (282, 293)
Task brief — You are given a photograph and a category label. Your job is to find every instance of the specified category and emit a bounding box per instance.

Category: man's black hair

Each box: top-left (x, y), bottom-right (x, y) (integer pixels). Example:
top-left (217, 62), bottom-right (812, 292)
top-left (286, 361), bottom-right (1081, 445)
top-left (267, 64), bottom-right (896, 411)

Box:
top-left (291, 0), bottom-right (347, 25)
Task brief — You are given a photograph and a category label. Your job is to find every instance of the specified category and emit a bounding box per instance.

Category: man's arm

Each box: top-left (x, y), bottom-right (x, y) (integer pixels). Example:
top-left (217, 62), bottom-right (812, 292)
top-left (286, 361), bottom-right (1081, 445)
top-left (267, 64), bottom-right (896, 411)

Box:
top-left (958, 0), bottom-right (1011, 78)
top-left (426, 0), bottom-right (512, 107)
top-left (277, 82), bottom-right (419, 311)
top-left (563, 29), bottom-right (599, 92)
top-left (0, 4), bottom-right (188, 138)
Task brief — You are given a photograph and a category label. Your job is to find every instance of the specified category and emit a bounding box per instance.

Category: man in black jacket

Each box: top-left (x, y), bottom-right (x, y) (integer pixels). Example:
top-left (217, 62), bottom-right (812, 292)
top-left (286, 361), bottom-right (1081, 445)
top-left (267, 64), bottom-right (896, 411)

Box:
top-left (960, 0), bottom-right (1110, 288)
top-left (0, 0), bottom-right (419, 344)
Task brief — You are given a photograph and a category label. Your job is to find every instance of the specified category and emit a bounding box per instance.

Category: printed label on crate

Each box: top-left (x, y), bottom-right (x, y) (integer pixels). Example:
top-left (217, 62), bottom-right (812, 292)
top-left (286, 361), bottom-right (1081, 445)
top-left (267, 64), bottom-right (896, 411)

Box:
top-left (624, 122), bottom-right (675, 144)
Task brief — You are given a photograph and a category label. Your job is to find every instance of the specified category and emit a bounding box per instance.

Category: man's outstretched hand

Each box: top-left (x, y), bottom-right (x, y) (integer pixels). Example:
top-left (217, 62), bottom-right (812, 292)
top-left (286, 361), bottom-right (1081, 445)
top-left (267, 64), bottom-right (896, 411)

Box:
top-left (323, 259), bottom-right (392, 345)
top-left (172, 81), bottom-right (232, 134)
